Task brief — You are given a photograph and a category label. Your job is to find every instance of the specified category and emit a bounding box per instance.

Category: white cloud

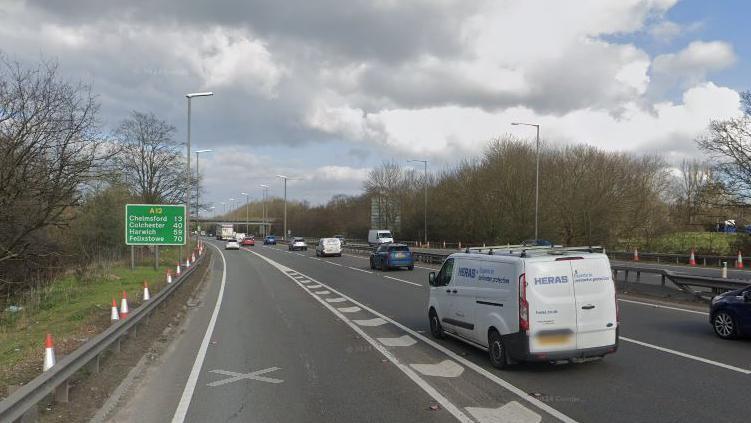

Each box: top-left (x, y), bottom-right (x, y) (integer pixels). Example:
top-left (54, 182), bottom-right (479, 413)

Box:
top-left (652, 41), bottom-right (736, 84)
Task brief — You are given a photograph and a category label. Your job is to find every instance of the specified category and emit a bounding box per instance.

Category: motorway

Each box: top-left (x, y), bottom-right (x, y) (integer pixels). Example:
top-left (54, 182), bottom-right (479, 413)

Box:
top-left (111, 239), bottom-right (751, 423)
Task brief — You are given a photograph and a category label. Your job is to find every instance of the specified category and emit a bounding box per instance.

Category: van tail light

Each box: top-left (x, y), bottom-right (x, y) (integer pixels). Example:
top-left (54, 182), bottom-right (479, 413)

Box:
top-left (519, 273), bottom-right (529, 332)
top-left (615, 294), bottom-right (620, 323)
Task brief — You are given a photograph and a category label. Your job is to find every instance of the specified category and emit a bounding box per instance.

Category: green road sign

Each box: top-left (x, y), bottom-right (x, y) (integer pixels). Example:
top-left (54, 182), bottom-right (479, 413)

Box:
top-left (125, 204), bottom-right (186, 245)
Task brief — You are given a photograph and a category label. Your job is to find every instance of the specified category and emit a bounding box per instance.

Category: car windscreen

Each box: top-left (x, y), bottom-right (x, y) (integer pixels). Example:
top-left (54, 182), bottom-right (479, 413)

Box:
top-left (387, 245), bottom-right (409, 252)
top-left (378, 232), bottom-right (392, 238)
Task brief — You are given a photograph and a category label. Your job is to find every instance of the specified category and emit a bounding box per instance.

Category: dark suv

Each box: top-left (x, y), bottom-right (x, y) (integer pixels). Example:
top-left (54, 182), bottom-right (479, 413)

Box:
top-left (710, 286), bottom-right (751, 339)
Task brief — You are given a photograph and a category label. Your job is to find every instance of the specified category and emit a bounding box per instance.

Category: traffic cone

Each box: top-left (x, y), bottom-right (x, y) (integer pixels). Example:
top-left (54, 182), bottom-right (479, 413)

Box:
top-left (166, 269), bottom-right (173, 283)
top-left (633, 248), bottom-right (639, 262)
top-left (110, 298), bottom-right (119, 322)
top-left (689, 249), bottom-right (697, 266)
top-left (176, 262), bottom-right (181, 276)
top-left (191, 252), bottom-right (196, 263)
top-left (43, 333), bottom-right (56, 371)
top-left (737, 250), bottom-right (744, 269)
top-left (185, 258), bottom-right (190, 268)
top-left (143, 281), bottom-right (151, 301)
top-left (120, 291), bottom-right (129, 319)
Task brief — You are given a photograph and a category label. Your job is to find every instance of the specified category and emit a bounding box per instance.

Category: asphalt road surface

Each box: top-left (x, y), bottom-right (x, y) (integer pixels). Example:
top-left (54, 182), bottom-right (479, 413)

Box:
top-left (112, 239), bottom-right (751, 423)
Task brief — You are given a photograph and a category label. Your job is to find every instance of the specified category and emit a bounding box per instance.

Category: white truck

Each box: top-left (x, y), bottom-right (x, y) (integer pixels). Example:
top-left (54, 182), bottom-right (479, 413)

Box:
top-left (219, 224), bottom-right (234, 241)
top-left (368, 229), bottom-right (394, 246)
top-left (428, 246), bottom-right (618, 368)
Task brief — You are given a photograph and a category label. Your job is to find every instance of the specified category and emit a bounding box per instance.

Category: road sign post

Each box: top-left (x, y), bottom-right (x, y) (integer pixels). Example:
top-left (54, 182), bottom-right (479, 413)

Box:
top-left (125, 204), bottom-right (187, 247)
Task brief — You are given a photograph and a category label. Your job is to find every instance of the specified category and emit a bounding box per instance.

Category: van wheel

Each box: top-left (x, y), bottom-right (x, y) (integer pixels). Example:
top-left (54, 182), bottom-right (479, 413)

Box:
top-left (713, 311), bottom-right (738, 339)
top-left (488, 331), bottom-right (508, 369)
top-left (429, 309), bottom-right (444, 339)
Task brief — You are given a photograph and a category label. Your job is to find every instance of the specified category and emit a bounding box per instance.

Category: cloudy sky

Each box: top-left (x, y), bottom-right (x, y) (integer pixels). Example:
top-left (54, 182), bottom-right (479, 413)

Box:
top-left (1, 0), bottom-right (746, 209)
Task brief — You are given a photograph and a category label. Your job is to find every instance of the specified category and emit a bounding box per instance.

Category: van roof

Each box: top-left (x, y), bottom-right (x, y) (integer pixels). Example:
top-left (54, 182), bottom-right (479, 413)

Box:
top-left (451, 246), bottom-right (606, 263)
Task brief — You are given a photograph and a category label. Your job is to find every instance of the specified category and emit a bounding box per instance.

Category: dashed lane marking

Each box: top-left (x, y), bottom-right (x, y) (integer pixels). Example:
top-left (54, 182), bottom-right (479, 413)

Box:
top-left (620, 336), bottom-right (751, 374)
top-left (314, 290), bottom-right (331, 295)
top-left (348, 266), bottom-right (373, 274)
top-left (618, 298), bottom-right (708, 316)
top-left (377, 334), bottom-right (417, 347)
top-left (410, 360), bottom-right (464, 378)
top-left (383, 275), bottom-right (422, 287)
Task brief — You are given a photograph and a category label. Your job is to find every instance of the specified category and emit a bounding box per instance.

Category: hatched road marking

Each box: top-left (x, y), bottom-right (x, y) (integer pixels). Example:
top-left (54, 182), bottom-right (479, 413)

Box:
top-left (325, 297), bottom-right (347, 303)
top-left (410, 360), bottom-right (464, 378)
top-left (352, 317), bottom-right (387, 327)
top-left (377, 334), bottom-right (417, 347)
top-left (337, 306), bottom-right (361, 313)
top-left (466, 402), bottom-right (542, 423)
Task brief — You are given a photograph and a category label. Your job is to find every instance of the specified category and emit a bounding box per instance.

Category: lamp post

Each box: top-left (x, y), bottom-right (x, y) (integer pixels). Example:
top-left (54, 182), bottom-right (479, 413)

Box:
top-left (259, 184), bottom-right (270, 237)
top-left (407, 160), bottom-right (428, 245)
top-left (276, 175), bottom-right (300, 240)
top-left (194, 149), bottom-right (212, 230)
top-left (511, 122), bottom-right (541, 241)
top-left (185, 92), bottom-right (213, 238)
top-left (241, 192), bottom-right (250, 234)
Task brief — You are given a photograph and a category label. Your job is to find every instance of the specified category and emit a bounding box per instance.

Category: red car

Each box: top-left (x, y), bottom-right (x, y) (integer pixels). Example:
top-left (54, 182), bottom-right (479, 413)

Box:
top-left (241, 237), bottom-right (255, 246)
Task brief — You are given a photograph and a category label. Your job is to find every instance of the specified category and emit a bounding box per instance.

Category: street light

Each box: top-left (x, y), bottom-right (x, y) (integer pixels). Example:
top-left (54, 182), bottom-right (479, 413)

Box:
top-left (511, 122), bottom-right (541, 241)
top-left (194, 149), bottom-right (212, 228)
top-left (259, 184), bottom-right (270, 237)
top-left (241, 192), bottom-right (250, 234)
top-left (276, 175), bottom-right (300, 240)
top-left (407, 160), bottom-right (428, 245)
top-left (185, 91), bottom-right (213, 243)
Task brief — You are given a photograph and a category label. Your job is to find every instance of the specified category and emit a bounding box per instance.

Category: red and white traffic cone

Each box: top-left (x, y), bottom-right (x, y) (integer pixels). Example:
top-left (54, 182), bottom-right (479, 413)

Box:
top-left (185, 257), bottom-right (190, 268)
top-left (110, 298), bottom-right (119, 322)
top-left (633, 248), bottom-right (640, 262)
top-left (166, 269), bottom-right (173, 283)
top-left (143, 281), bottom-right (151, 301)
top-left (176, 262), bottom-right (181, 276)
top-left (689, 249), bottom-right (697, 266)
top-left (120, 291), bottom-right (129, 319)
top-left (737, 250), bottom-right (744, 269)
top-left (191, 252), bottom-right (196, 263)
top-left (43, 333), bottom-right (56, 371)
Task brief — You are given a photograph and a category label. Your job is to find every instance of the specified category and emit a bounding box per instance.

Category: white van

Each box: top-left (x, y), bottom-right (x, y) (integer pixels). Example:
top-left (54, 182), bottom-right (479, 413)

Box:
top-left (427, 247), bottom-right (618, 368)
top-left (368, 229), bottom-right (394, 246)
top-left (316, 238), bottom-right (342, 257)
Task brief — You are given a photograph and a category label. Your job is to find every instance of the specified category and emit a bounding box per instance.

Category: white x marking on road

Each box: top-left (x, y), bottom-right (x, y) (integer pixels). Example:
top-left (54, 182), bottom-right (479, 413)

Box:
top-left (207, 367), bottom-right (284, 387)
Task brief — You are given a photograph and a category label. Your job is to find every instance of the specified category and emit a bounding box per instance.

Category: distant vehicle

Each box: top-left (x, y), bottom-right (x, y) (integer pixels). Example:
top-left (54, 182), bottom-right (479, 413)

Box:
top-left (370, 243), bottom-right (414, 271)
top-left (289, 237), bottom-right (308, 251)
top-left (333, 234), bottom-right (346, 246)
top-left (264, 235), bottom-right (277, 245)
top-left (368, 229), bottom-right (394, 246)
top-left (235, 232), bottom-right (246, 241)
top-left (225, 240), bottom-right (240, 250)
top-left (316, 238), bottom-right (342, 257)
top-left (200, 231), bottom-right (206, 236)
top-left (427, 247), bottom-right (618, 368)
top-left (710, 286), bottom-right (751, 339)
top-left (521, 239), bottom-right (553, 247)
top-left (219, 224), bottom-right (234, 240)
top-left (241, 237), bottom-right (255, 246)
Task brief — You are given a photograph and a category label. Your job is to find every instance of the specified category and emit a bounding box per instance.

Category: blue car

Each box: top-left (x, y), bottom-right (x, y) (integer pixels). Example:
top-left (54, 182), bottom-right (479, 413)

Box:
top-left (710, 286), bottom-right (751, 339)
top-left (263, 235), bottom-right (277, 245)
top-left (370, 243), bottom-right (414, 271)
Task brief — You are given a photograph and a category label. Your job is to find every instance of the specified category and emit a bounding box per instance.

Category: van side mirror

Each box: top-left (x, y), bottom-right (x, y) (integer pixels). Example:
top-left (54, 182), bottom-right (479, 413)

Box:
top-left (428, 272), bottom-right (436, 286)
top-left (744, 291), bottom-right (751, 302)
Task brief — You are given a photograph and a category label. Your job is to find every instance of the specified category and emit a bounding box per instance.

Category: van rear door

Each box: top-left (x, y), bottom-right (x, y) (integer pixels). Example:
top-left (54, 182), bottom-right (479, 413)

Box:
top-left (525, 261), bottom-right (578, 353)
top-left (570, 257), bottom-right (617, 349)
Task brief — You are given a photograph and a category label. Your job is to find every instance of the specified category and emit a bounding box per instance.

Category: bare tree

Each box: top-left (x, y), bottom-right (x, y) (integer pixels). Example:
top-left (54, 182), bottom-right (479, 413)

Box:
top-left (696, 115), bottom-right (751, 203)
top-left (0, 56), bottom-right (103, 274)
top-left (112, 111), bottom-right (185, 204)
top-left (677, 159), bottom-right (711, 225)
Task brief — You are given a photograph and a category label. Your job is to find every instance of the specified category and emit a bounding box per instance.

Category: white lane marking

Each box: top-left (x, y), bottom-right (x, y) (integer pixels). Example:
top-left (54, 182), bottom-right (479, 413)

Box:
top-left (415, 265), bottom-right (437, 270)
top-left (245, 249), bottom-right (474, 422)
top-left (299, 280), bottom-right (312, 284)
top-left (310, 257), bottom-right (322, 261)
top-left (348, 266), bottom-right (373, 274)
top-left (352, 317), bottom-right (387, 327)
top-left (466, 402), bottom-right (541, 423)
top-left (252, 258), bottom-right (577, 423)
top-left (172, 243), bottom-right (228, 423)
top-left (342, 253), bottom-right (368, 260)
top-left (295, 253), bottom-right (305, 257)
top-left (410, 360), bottom-right (464, 378)
top-left (383, 275), bottom-right (422, 287)
top-left (314, 290), bottom-right (331, 295)
top-left (620, 337), bottom-right (751, 374)
top-left (307, 284), bottom-right (322, 289)
top-left (207, 367), bottom-right (284, 387)
top-left (326, 261), bottom-right (344, 267)
top-left (377, 334), bottom-right (417, 347)
top-left (325, 297), bottom-right (347, 303)
top-left (618, 298), bottom-right (708, 316)
top-left (337, 306), bottom-right (361, 313)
